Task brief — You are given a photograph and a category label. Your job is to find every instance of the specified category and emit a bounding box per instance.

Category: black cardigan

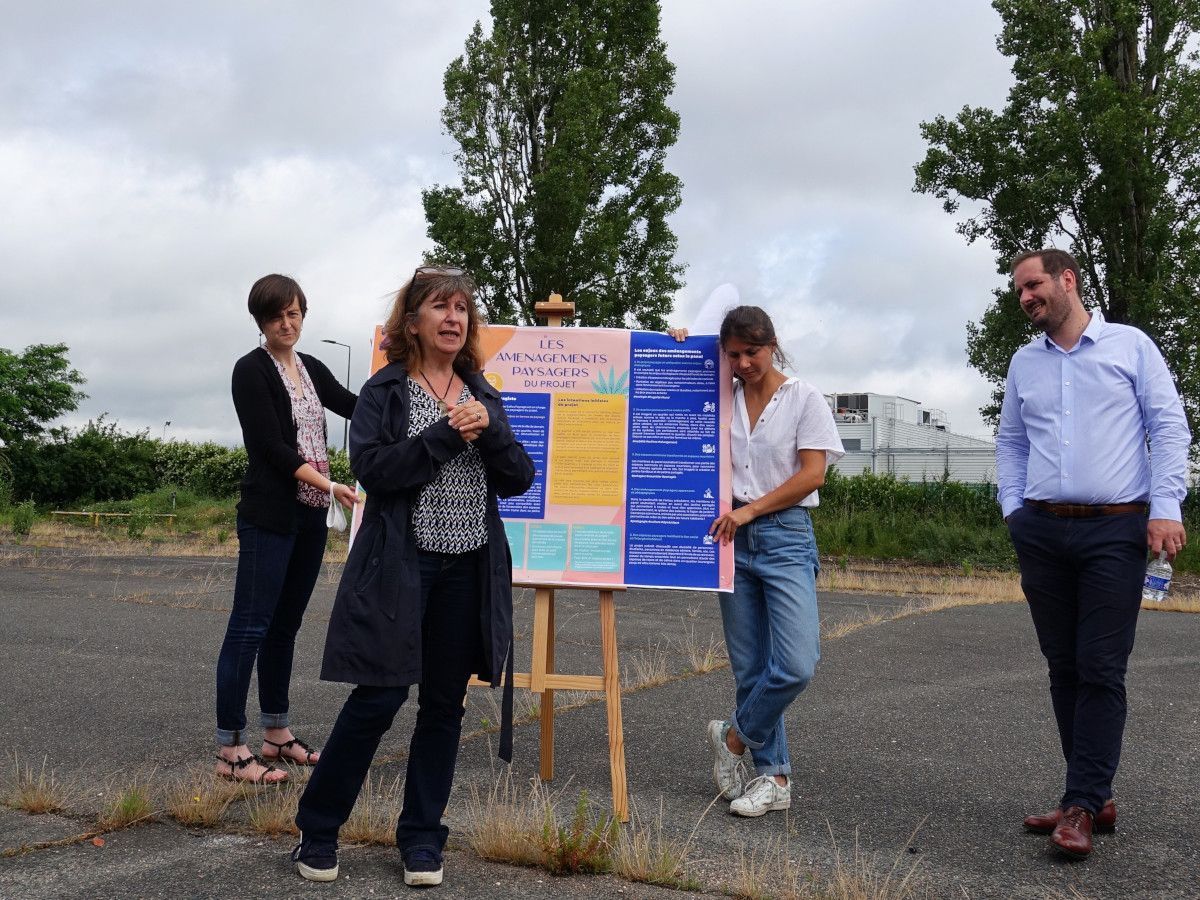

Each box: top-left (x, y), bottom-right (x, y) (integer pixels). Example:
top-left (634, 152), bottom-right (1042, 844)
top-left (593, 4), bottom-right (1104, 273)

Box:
top-left (232, 347), bottom-right (357, 534)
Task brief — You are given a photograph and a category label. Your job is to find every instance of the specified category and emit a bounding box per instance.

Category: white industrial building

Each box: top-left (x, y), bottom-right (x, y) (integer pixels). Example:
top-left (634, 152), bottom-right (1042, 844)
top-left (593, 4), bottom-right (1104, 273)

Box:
top-left (827, 392), bottom-right (996, 484)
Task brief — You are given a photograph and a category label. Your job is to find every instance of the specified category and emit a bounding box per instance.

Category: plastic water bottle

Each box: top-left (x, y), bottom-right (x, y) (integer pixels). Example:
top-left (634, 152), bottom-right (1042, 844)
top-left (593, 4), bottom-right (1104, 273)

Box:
top-left (1142, 551), bottom-right (1172, 603)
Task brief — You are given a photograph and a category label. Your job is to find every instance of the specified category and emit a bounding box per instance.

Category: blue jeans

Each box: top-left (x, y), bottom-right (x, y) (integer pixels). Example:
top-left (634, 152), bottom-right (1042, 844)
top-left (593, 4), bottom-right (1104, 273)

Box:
top-left (1007, 504), bottom-right (1147, 815)
top-left (721, 504), bottom-right (821, 777)
top-left (215, 504), bottom-right (328, 745)
top-left (295, 548), bottom-right (484, 853)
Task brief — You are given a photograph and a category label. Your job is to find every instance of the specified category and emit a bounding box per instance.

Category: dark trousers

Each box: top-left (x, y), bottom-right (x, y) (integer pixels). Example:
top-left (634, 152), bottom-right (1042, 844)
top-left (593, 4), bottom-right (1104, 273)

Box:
top-left (296, 549), bottom-right (483, 853)
top-left (1007, 504), bottom-right (1147, 814)
top-left (215, 504), bottom-right (328, 744)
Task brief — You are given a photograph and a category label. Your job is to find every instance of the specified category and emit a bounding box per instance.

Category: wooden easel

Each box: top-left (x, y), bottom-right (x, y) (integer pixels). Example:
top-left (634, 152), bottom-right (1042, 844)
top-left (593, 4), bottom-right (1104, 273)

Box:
top-left (468, 294), bottom-right (629, 822)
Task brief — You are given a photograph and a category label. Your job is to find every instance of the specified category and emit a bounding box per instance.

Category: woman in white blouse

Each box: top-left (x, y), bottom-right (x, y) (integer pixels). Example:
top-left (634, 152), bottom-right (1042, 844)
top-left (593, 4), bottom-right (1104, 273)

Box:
top-left (673, 305), bottom-right (843, 817)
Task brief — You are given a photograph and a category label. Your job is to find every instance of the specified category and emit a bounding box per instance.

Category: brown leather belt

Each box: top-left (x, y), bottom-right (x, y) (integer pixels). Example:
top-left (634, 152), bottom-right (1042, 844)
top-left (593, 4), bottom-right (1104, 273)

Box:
top-left (1024, 499), bottom-right (1149, 518)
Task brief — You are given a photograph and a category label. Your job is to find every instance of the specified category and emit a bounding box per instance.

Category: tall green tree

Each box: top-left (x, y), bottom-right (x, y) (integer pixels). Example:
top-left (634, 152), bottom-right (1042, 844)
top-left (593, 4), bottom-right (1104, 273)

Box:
top-left (423, 0), bottom-right (685, 329)
top-left (915, 0), bottom-right (1200, 440)
top-left (0, 344), bottom-right (86, 445)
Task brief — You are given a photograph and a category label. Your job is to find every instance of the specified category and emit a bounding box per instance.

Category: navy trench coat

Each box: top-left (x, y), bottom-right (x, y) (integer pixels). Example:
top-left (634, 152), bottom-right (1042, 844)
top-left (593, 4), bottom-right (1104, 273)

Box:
top-left (319, 362), bottom-right (534, 759)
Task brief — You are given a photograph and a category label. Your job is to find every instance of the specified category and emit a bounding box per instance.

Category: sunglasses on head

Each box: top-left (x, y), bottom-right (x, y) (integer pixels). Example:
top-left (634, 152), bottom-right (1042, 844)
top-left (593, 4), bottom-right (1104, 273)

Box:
top-left (413, 265), bottom-right (467, 280)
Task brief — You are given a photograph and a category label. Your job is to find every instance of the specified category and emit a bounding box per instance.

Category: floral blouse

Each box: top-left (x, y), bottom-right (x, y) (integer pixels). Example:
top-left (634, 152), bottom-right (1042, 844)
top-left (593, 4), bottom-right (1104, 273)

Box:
top-left (268, 352), bottom-right (330, 509)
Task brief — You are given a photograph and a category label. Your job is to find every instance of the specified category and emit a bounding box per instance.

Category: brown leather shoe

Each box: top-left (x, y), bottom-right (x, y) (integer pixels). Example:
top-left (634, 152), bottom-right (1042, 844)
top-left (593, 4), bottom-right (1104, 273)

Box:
top-left (1050, 806), bottom-right (1094, 859)
top-left (1024, 798), bottom-right (1116, 834)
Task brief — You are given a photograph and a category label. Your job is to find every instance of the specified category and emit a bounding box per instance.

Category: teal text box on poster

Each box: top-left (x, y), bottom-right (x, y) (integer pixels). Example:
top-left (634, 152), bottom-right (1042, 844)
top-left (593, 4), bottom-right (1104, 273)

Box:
top-left (569, 525), bottom-right (622, 573)
top-left (527, 523), bottom-right (568, 570)
top-left (503, 521), bottom-right (527, 569)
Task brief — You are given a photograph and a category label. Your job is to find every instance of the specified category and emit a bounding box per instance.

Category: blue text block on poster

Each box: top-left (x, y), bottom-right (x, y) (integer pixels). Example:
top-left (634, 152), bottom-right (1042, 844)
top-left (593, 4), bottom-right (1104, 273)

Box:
top-left (569, 525), bottom-right (622, 573)
top-left (498, 392), bottom-right (550, 520)
top-left (623, 331), bottom-right (723, 589)
top-left (527, 523), bottom-right (568, 571)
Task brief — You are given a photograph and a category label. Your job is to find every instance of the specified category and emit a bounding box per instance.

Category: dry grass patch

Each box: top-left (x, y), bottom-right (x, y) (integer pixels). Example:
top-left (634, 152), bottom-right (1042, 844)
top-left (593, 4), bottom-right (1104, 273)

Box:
top-left (164, 770), bottom-right (240, 828)
top-left (822, 609), bottom-right (893, 641)
top-left (611, 799), bottom-right (698, 889)
top-left (674, 623), bottom-right (727, 674)
top-left (245, 781), bottom-right (301, 837)
top-left (342, 773), bottom-right (403, 845)
top-left (5, 755), bottom-right (75, 815)
top-left (621, 641), bottom-right (671, 691)
top-left (463, 773), bottom-right (618, 876)
top-left (1143, 590), bottom-right (1200, 613)
top-left (728, 827), bottom-right (929, 900)
top-left (819, 568), bottom-right (1024, 604)
top-left (13, 518), bottom-right (351, 564)
top-left (462, 770), bottom-right (547, 868)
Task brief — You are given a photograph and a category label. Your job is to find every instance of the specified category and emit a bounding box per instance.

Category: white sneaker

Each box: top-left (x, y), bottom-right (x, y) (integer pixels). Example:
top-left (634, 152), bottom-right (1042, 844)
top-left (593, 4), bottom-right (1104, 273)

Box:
top-left (730, 775), bottom-right (791, 817)
top-left (707, 719), bottom-right (746, 800)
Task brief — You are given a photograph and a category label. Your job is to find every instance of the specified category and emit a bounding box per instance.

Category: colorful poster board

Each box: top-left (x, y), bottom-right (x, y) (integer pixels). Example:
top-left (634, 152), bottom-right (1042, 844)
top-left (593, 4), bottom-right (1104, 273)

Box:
top-left (358, 325), bottom-right (733, 592)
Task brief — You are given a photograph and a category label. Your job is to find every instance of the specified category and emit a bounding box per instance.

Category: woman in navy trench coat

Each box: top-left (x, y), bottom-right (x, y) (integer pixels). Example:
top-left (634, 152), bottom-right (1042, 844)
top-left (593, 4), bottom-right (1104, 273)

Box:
top-left (292, 266), bottom-right (534, 888)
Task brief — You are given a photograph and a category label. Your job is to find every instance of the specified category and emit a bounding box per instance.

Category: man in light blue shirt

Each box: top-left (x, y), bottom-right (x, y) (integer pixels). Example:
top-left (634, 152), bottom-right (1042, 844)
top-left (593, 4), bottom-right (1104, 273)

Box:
top-left (996, 248), bottom-right (1190, 860)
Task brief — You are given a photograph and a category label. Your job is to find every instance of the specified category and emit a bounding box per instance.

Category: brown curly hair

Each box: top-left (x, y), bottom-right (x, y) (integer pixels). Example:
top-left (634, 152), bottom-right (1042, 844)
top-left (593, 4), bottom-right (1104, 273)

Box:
top-left (381, 268), bottom-right (483, 373)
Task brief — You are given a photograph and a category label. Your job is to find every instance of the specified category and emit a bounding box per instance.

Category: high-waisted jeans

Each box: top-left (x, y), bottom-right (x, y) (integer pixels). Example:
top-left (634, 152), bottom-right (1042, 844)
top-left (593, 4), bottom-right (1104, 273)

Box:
top-left (295, 547), bottom-right (484, 854)
top-left (721, 504), bottom-right (821, 777)
top-left (214, 503), bottom-right (328, 746)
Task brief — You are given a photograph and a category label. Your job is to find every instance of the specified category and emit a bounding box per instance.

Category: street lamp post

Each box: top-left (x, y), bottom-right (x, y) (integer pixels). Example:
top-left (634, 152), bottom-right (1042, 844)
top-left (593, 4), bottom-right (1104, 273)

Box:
top-left (162, 421), bottom-right (171, 441)
top-left (321, 339), bottom-right (352, 452)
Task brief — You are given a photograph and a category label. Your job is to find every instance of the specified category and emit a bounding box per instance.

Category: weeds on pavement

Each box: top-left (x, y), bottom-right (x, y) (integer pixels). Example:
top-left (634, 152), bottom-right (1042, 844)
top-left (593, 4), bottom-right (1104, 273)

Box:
top-left (342, 773), bottom-right (403, 845)
top-left (674, 623), bottom-right (727, 674)
top-left (98, 771), bottom-right (157, 828)
top-left (5, 755), bottom-right (75, 815)
top-left (462, 769), bottom-right (546, 868)
top-left (245, 781), bottom-right (300, 837)
top-left (163, 770), bottom-right (240, 828)
top-left (539, 789), bottom-right (618, 875)
top-left (611, 798), bottom-right (698, 889)
top-left (621, 641), bottom-right (670, 691)
top-left (729, 825), bottom-right (929, 900)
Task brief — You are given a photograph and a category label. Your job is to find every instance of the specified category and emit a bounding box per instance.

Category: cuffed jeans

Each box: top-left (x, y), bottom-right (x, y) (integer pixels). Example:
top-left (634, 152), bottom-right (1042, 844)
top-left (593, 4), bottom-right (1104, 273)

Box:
top-left (215, 504), bottom-right (328, 746)
top-left (295, 548), bottom-right (483, 853)
top-left (721, 505), bottom-right (821, 777)
top-left (1007, 504), bottom-right (1147, 815)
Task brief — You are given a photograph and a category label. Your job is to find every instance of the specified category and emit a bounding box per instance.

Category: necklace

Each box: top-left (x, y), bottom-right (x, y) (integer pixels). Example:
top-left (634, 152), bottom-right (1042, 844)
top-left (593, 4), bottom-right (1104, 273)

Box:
top-left (420, 369), bottom-right (455, 414)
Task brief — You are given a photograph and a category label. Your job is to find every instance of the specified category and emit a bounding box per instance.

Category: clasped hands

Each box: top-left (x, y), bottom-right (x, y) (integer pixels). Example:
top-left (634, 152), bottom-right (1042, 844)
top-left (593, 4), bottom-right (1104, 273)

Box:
top-left (447, 398), bottom-right (489, 442)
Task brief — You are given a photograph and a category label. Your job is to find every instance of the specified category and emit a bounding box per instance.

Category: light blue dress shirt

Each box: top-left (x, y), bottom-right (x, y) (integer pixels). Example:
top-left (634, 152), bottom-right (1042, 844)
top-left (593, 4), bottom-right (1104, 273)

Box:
top-left (996, 312), bottom-right (1190, 521)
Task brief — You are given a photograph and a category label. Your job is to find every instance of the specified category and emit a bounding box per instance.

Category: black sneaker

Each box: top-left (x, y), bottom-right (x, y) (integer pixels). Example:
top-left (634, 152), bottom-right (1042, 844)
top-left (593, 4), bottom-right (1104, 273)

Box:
top-left (291, 835), bottom-right (339, 882)
top-left (402, 846), bottom-right (444, 887)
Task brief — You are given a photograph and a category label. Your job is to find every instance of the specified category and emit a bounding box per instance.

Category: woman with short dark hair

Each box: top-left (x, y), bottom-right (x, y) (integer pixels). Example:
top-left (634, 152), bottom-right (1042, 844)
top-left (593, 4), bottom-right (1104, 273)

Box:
top-left (214, 273), bottom-right (358, 784)
top-left (291, 265), bottom-right (534, 887)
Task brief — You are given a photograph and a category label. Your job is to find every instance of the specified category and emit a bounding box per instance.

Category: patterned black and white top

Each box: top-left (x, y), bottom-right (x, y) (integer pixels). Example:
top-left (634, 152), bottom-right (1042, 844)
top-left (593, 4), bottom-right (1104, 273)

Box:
top-left (408, 379), bottom-right (489, 552)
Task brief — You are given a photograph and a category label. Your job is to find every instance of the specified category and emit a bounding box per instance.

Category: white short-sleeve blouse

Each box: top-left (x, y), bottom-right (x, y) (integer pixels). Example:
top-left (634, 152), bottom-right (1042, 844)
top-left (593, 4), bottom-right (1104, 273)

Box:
top-left (731, 377), bottom-right (844, 507)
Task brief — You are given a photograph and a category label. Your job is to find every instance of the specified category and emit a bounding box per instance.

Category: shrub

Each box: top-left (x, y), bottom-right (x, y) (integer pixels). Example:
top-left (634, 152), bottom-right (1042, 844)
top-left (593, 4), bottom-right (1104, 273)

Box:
top-left (6, 416), bottom-right (158, 506)
top-left (153, 441), bottom-right (246, 498)
top-left (0, 452), bottom-right (12, 509)
top-left (10, 500), bottom-right (35, 536)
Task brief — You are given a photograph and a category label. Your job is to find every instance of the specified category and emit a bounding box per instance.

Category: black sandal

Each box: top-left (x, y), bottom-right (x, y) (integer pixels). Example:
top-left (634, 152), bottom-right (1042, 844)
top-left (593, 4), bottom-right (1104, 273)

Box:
top-left (215, 753), bottom-right (288, 784)
top-left (262, 737), bottom-right (320, 766)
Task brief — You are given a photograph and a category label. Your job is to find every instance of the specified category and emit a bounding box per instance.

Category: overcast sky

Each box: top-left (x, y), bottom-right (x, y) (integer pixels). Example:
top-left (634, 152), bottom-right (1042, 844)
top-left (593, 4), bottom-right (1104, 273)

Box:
top-left (0, 1), bottom-right (1014, 446)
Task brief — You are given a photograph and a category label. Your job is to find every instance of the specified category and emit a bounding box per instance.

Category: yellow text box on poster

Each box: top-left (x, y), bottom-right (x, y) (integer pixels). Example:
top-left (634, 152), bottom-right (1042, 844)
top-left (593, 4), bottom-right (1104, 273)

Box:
top-left (548, 393), bottom-right (626, 507)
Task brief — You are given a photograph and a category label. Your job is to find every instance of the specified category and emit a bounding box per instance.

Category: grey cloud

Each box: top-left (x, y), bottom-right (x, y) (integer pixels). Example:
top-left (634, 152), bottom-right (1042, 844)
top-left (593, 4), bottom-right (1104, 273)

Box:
top-left (3, 0), bottom-right (1019, 446)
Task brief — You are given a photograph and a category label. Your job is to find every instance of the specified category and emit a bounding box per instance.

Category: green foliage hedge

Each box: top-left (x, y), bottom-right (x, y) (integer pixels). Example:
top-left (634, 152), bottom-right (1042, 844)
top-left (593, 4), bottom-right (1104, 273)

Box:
top-left (3, 417), bottom-right (351, 506)
top-left (815, 469), bottom-right (1199, 571)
